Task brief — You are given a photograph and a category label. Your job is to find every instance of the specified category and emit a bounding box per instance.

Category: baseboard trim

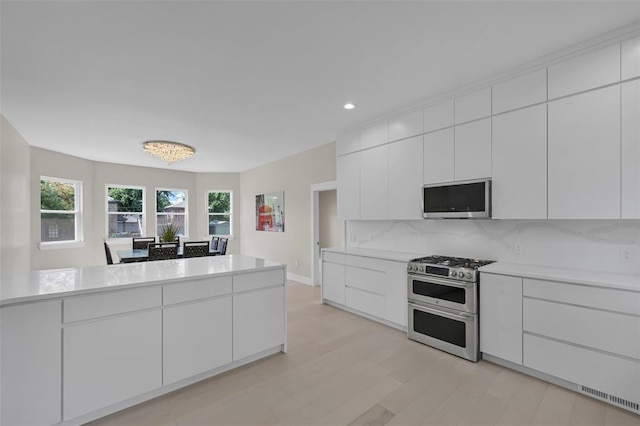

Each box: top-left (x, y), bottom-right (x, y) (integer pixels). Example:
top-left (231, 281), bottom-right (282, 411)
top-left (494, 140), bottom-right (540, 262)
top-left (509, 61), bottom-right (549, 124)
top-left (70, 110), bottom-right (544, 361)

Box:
top-left (287, 272), bottom-right (313, 286)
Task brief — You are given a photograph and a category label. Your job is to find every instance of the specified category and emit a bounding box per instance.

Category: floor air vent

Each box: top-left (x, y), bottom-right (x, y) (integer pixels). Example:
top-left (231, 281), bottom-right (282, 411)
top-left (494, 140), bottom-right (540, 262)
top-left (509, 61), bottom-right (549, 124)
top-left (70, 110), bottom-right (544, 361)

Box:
top-left (580, 386), bottom-right (640, 413)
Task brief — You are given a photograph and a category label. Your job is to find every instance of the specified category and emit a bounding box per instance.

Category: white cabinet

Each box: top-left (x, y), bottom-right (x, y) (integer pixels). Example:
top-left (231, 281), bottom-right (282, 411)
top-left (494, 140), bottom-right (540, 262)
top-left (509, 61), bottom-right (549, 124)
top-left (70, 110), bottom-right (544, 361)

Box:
top-left (337, 152), bottom-right (360, 220)
top-left (548, 44), bottom-right (620, 99)
top-left (389, 135), bottom-right (423, 219)
top-left (389, 109), bottom-right (423, 142)
top-left (384, 261), bottom-right (408, 327)
top-left (360, 144), bottom-right (389, 219)
top-left (479, 274), bottom-right (523, 365)
top-left (1, 300), bottom-right (61, 426)
top-left (455, 88), bottom-right (491, 124)
top-left (492, 69), bottom-right (547, 114)
top-left (63, 310), bottom-right (162, 420)
top-left (345, 287), bottom-right (386, 319)
top-left (622, 36), bottom-right (640, 80)
top-left (322, 252), bottom-right (346, 305)
top-left (423, 128), bottom-right (454, 184)
top-left (492, 104), bottom-right (547, 219)
top-left (233, 285), bottom-right (285, 360)
top-left (336, 129), bottom-right (360, 156)
top-left (163, 296), bottom-right (233, 385)
top-left (424, 100), bottom-right (454, 132)
top-left (454, 118), bottom-right (492, 181)
top-left (622, 80), bottom-right (640, 218)
top-left (548, 86), bottom-right (621, 219)
top-left (360, 120), bottom-right (388, 149)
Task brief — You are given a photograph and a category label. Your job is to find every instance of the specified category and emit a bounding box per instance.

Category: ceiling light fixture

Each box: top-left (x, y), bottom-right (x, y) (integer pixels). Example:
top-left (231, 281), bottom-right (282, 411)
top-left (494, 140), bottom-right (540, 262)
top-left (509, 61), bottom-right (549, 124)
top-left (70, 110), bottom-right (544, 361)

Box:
top-left (142, 140), bottom-right (195, 165)
top-left (344, 103), bottom-right (355, 110)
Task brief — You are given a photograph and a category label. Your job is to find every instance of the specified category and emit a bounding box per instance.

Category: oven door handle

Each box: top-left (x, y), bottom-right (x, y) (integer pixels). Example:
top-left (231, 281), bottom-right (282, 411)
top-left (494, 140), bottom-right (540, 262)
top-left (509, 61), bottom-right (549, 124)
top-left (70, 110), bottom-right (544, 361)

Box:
top-left (407, 274), bottom-right (473, 289)
top-left (408, 302), bottom-right (474, 322)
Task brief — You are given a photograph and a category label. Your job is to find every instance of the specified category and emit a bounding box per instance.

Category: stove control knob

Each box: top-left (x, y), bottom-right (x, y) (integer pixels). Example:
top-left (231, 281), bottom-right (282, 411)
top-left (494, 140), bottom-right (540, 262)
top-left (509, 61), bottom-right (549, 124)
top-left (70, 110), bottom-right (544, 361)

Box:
top-left (451, 271), bottom-right (457, 277)
top-left (465, 272), bottom-right (472, 279)
top-left (408, 265), bottom-right (414, 271)
top-left (419, 266), bottom-right (424, 272)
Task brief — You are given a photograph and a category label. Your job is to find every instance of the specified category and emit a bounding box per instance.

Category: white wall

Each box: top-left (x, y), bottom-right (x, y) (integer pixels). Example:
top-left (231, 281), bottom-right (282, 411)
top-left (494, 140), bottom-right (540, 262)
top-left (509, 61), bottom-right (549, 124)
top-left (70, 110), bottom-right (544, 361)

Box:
top-left (346, 219), bottom-right (640, 275)
top-left (196, 173), bottom-right (241, 255)
top-left (240, 143), bottom-right (336, 280)
top-left (1, 115), bottom-right (31, 276)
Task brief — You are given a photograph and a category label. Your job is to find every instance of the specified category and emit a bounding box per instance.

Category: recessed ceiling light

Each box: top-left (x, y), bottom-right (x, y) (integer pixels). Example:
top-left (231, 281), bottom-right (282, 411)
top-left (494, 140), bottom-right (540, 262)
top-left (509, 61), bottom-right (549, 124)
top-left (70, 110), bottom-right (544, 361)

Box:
top-left (344, 103), bottom-right (355, 110)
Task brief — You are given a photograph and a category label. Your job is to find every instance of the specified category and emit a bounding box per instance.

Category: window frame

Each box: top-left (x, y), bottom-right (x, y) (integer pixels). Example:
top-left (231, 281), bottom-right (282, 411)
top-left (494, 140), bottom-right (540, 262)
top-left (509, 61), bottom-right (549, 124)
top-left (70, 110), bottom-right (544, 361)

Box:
top-left (39, 176), bottom-right (84, 249)
top-left (155, 187), bottom-right (189, 238)
top-left (105, 184), bottom-right (146, 240)
top-left (206, 190), bottom-right (233, 239)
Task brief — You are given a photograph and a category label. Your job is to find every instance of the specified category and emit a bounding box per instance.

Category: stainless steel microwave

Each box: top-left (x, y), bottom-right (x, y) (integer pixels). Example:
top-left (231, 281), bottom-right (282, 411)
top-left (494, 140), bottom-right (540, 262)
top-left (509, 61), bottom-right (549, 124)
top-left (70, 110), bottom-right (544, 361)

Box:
top-left (422, 179), bottom-right (491, 219)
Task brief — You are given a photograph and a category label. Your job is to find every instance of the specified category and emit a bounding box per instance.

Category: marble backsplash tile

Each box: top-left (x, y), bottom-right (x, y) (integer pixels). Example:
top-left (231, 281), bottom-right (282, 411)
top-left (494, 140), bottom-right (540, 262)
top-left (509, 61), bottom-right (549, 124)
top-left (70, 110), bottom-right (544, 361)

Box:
top-left (346, 219), bottom-right (640, 275)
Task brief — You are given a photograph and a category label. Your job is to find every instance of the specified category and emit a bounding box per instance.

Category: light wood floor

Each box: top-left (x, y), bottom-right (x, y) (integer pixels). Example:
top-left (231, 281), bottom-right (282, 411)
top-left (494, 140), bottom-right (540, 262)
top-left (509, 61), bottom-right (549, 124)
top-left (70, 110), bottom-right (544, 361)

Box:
top-left (90, 281), bottom-right (640, 426)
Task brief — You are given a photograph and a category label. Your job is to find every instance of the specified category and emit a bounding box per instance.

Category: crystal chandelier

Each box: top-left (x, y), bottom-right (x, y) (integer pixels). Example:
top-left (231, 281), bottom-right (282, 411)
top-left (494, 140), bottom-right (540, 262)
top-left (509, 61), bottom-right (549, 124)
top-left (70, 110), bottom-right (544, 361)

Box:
top-left (142, 140), bottom-right (195, 165)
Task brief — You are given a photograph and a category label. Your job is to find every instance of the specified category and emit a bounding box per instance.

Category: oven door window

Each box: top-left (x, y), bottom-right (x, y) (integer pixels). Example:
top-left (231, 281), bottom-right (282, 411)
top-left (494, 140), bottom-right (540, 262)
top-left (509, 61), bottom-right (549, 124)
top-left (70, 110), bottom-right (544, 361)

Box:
top-left (412, 309), bottom-right (466, 348)
top-left (412, 280), bottom-right (465, 304)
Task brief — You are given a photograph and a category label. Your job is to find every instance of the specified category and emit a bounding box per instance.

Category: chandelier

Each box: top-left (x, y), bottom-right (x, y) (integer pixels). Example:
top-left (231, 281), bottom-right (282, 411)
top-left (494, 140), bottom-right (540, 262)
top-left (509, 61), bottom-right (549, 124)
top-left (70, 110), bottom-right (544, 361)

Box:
top-left (142, 140), bottom-right (195, 165)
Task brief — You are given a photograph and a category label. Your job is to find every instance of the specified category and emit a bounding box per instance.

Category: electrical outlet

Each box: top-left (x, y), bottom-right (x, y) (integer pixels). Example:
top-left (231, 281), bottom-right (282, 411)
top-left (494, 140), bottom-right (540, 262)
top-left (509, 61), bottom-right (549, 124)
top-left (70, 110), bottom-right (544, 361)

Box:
top-left (621, 247), bottom-right (633, 262)
top-left (514, 243), bottom-right (522, 254)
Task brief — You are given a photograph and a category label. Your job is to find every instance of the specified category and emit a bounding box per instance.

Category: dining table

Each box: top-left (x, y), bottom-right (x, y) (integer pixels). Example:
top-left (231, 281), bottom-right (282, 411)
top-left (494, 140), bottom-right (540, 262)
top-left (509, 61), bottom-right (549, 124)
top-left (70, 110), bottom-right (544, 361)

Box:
top-left (116, 248), bottom-right (222, 263)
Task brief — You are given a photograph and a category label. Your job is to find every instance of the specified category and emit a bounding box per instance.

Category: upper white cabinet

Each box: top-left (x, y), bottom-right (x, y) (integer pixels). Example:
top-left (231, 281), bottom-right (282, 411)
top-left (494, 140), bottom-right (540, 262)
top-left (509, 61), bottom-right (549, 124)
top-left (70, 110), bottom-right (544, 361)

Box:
top-left (360, 144), bottom-right (389, 220)
top-left (360, 120), bottom-right (388, 150)
top-left (455, 88), bottom-right (491, 124)
top-left (423, 128), bottom-right (454, 184)
top-left (548, 44), bottom-right (620, 99)
top-left (389, 135), bottom-right (423, 219)
top-left (454, 118), bottom-right (492, 181)
top-left (622, 80), bottom-right (640, 219)
top-left (336, 129), bottom-right (360, 156)
top-left (389, 109), bottom-right (423, 142)
top-left (337, 152), bottom-right (360, 220)
top-left (548, 86), bottom-right (621, 219)
top-left (492, 69), bottom-right (547, 114)
top-left (622, 36), bottom-right (640, 80)
top-left (492, 104), bottom-right (547, 219)
top-left (424, 100), bottom-right (454, 132)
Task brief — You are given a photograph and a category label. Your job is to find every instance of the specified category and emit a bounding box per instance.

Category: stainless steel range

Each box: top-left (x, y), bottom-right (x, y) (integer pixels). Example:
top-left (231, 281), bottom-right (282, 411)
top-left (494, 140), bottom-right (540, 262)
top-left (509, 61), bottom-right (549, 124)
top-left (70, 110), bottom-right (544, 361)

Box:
top-left (407, 255), bottom-right (495, 362)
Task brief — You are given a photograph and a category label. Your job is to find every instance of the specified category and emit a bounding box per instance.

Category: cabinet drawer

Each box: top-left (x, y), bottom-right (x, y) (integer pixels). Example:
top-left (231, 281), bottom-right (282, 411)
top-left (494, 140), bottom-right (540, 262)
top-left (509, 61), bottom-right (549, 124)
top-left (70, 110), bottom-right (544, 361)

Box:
top-left (323, 251), bottom-right (345, 264)
top-left (345, 254), bottom-right (385, 271)
top-left (345, 287), bottom-right (386, 319)
top-left (163, 276), bottom-right (232, 306)
top-left (346, 265), bottom-right (385, 295)
top-left (523, 278), bottom-right (640, 316)
top-left (524, 334), bottom-right (640, 405)
top-left (524, 298), bottom-right (640, 360)
top-left (233, 268), bottom-right (285, 293)
top-left (64, 286), bottom-right (161, 323)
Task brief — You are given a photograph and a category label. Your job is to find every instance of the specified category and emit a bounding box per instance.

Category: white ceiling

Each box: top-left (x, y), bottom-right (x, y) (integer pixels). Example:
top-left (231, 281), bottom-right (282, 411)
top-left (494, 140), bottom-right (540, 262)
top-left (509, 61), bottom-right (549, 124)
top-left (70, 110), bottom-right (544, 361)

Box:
top-left (2, 1), bottom-right (640, 173)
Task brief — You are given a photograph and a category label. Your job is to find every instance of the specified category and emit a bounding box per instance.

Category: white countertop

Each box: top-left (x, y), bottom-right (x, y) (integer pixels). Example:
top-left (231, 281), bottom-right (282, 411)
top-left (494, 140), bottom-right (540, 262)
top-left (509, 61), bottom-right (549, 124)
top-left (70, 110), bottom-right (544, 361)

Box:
top-left (479, 262), bottom-right (640, 292)
top-left (0, 255), bottom-right (284, 306)
top-left (322, 247), bottom-right (425, 263)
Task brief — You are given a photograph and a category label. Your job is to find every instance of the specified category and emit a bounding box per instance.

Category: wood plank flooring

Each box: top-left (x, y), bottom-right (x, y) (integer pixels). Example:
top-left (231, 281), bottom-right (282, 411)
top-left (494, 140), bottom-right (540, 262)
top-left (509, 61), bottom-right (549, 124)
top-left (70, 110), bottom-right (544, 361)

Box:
top-left (89, 281), bottom-right (640, 426)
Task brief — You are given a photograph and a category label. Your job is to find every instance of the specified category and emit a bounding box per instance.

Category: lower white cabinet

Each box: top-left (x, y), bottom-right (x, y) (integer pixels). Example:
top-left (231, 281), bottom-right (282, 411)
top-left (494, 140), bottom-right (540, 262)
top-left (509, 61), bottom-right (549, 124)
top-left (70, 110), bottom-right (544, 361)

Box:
top-left (322, 258), bottom-right (346, 305)
top-left (163, 296), bottom-right (233, 385)
top-left (345, 287), bottom-right (386, 319)
top-left (1, 300), bottom-right (61, 426)
top-left (479, 273), bottom-right (523, 365)
top-left (63, 310), bottom-right (162, 420)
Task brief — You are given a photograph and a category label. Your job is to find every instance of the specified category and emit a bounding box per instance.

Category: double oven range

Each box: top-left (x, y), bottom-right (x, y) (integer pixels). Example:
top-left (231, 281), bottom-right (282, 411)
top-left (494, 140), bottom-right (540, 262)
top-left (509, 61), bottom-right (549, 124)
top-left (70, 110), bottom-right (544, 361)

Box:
top-left (407, 255), bottom-right (495, 362)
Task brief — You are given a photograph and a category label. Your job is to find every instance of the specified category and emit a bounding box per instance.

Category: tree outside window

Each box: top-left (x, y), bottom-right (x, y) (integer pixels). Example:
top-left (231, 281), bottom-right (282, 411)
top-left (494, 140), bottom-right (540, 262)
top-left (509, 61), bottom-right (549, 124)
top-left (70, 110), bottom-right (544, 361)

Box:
top-left (156, 189), bottom-right (187, 237)
top-left (40, 177), bottom-right (82, 243)
top-left (208, 191), bottom-right (232, 236)
top-left (107, 186), bottom-right (144, 238)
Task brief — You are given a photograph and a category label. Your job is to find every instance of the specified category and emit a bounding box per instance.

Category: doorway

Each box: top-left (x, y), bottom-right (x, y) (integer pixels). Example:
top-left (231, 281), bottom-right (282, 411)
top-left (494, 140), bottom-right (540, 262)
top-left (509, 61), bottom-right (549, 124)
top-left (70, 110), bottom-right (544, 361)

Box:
top-left (310, 181), bottom-right (341, 286)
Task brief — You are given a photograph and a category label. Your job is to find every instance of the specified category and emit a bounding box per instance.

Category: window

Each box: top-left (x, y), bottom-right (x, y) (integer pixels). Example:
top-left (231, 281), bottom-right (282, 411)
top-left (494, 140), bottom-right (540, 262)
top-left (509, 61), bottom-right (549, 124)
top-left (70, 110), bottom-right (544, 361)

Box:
top-left (106, 185), bottom-right (144, 238)
top-left (40, 177), bottom-right (83, 244)
top-left (156, 189), bottom-right (188, 237)
top-left (207, 191), bottom-right (232, 237)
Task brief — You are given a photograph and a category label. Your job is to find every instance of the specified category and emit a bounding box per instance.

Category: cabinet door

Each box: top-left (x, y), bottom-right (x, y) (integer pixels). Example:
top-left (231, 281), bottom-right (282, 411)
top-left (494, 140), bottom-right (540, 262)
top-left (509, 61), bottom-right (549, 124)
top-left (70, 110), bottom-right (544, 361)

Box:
top-left (345, 287), bottom-right (386, 319)
top-left (548, 86), bottom-right (621, 219)
top-left (1, 301), bottom-right (61, 426)
top-left (389, 135), bottom-right (423, 219)
top-left (384, 261), bottom-right (408, 327)
top-left (360, 120), bottom-right (388, 150)
top-left (423, 128), bottom-right (454, 184)
top-left (424, 100), bottom-right (454, 133)
top-left (337, 152), bottom-right (360, 220)
top-left (389, 109), bottom-right (423, 142)
top-left (455, 88), bottom-right (491, 124)
top-left (336, 129), bottom-right (360, 156)
top-left (322, 261), bottom-right (345, 304)
top-left (360, 144), bottom-right (389, 219)
top-left (163, 296), bottom-right (232, 385)
top-left (454, 118), bottom-right (491, 181)
top-left (233, 286), bottom-right (285, 361)
top-left (492, 69), bottom-right (547, 114)
top-left (479, 274), bottom-right (523, 365)
top-left (622, 80), bottom-right (640, 219)
top-left (622, 36), bottom-right (640, 80)
top-left (492, 104), bottom-right (547, 219)
top-left (63, 310), bottom-right (162, 420)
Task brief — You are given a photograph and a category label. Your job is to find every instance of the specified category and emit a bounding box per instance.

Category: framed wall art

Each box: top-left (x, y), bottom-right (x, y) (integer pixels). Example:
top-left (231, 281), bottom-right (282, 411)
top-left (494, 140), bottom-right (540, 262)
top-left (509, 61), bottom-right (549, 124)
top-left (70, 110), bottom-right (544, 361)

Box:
top-left (255, 191), bottom-right (284, 232)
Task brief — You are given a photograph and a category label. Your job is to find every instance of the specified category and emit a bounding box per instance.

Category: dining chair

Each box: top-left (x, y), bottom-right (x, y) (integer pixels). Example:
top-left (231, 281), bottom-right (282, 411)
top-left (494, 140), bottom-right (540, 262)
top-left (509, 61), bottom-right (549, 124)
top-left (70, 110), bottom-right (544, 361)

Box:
top-left (104, 241), bottom-right (114, 265)
top-left (132, 236), bottom-right (156, 250)
top-left (217, 238), bottom-right (228, 255)
top-left (183, 241), bottom-right (210, 258)
top-left (210, 236), bottom-right (220, 251)
top-left (147, 242), bottom-right (178, 261)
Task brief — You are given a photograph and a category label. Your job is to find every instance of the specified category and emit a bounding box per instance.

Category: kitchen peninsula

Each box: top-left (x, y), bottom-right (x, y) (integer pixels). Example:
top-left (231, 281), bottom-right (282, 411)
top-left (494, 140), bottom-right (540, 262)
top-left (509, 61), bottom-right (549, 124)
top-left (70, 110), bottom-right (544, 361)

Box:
top-left (0, 255), bottom-right (287, 426)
